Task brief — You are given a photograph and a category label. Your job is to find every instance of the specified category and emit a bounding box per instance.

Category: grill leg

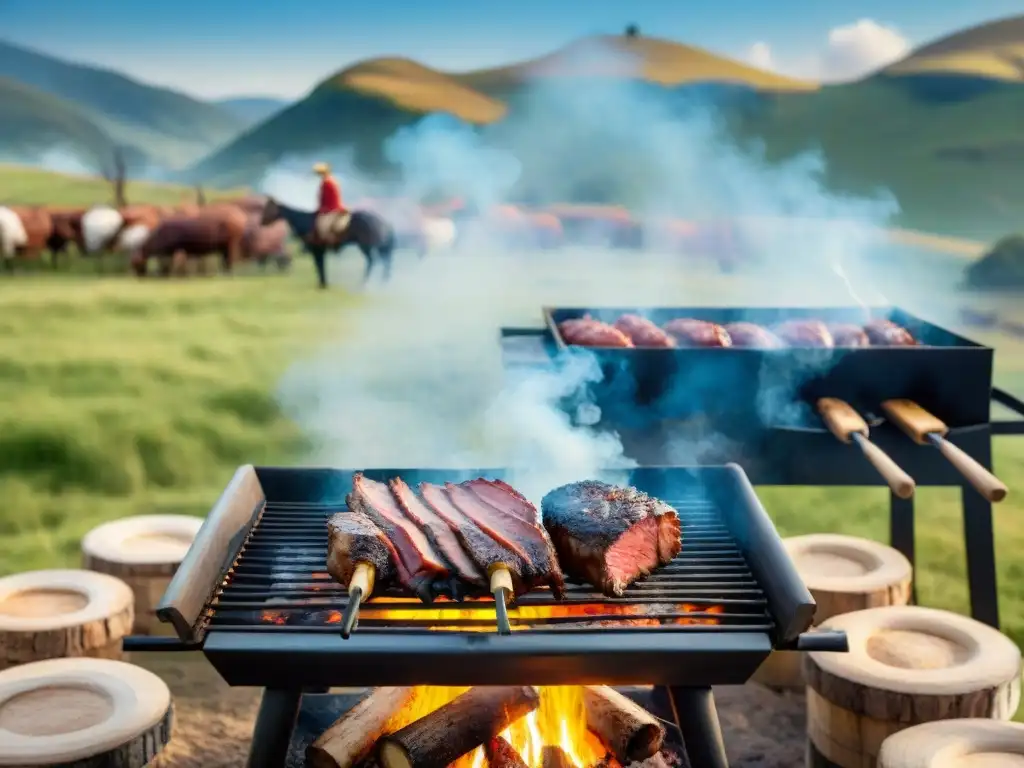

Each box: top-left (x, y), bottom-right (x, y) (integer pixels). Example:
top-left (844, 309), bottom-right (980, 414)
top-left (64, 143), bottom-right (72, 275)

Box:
top-left (667, 686), bottom-right (729, 768)
top-left (246, 688), bottom-right (303, 768)
top-left (962, 485), bottom-right (1000, 628)
top-left (888, 492), bottom-right (917, 605)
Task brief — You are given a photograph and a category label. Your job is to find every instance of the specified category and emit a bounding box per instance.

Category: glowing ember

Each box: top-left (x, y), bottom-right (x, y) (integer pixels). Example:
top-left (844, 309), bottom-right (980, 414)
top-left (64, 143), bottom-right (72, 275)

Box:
top-left (395, 687), bottom-right (614, 768)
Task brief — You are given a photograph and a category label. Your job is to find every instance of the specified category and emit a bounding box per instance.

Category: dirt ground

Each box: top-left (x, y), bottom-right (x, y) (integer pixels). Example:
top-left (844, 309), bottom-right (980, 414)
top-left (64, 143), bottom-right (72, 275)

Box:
top-left (134, 653), bottom-right (807, 768)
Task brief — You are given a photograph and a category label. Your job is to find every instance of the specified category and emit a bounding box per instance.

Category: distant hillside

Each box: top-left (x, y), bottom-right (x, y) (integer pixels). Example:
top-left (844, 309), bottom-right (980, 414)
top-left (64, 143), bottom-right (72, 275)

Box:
top-left (0, 77), bottom-right (119, 173)
top-left (0, 39), bottom-right (244, 168)
top-left (885, 14), bottom-right (1024, 82)
top-left (215, 96), bottom-right (291, 126)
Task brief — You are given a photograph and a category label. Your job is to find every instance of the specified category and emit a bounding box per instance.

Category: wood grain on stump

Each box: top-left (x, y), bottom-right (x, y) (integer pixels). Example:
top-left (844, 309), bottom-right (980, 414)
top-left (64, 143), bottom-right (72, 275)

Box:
top-left (754, 534), bottom-right (913, 691)
top-left (0, 570), bottom-right (134, 670)
top-left (81, 515), bottom-right (203, 636)
top-left (878, 719), bottom-right (1024, 767)
top-left (0, 656), bottom-right (173, 767)
top-left (805, 606), bottom-right (1022, 768)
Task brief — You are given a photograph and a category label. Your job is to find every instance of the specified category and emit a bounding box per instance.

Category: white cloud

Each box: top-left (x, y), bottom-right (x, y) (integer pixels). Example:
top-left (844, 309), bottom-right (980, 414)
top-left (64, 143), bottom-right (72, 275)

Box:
top-left (742, 19), bottom-right (911, 83)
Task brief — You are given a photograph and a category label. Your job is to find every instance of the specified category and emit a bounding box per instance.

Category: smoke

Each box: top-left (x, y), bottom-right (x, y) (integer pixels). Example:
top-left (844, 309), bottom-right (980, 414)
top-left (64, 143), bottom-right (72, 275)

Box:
top-left (272, 38), bottom-right (963, 501)
top-left (0, 146), bottom-right (99, 178)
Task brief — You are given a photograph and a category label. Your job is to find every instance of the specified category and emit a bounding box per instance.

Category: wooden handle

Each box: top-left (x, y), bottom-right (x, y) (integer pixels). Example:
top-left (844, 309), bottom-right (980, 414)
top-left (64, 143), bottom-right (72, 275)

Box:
top-left (933, 437), bottom-right (1008, 502)
top-left (489, 565), bottom-right (513, 636)
top-left (881, 399), bottom-right (949, 444)
top-left (350, 562), bottom-right (375, 603)
top-left (817, 397), bottom-right (868, 443)
top-left (851, 433), bottom-right (916, 499)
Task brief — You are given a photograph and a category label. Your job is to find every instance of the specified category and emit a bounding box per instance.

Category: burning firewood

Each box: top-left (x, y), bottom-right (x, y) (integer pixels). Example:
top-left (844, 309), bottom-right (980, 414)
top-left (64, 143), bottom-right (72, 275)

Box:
top-left (542, 746), bottom-right (574, 768)
top-left (377, 686), bottom-right (540, 768)
top-left (485, 737), bottom-right (528, 768)
top-left (583, 686), bottom-right (665, 764)
top-left (308, 687), bottom-right (418, 768)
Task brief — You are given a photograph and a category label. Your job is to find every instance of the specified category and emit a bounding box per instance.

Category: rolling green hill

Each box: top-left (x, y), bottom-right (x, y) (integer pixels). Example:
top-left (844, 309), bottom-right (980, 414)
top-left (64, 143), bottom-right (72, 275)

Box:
top-left (0, 39), bottom-right (244, 169)
top-left (215, 97), bottom-right (291, 126)
top-left (885, 14), bottom-right (1024, 82)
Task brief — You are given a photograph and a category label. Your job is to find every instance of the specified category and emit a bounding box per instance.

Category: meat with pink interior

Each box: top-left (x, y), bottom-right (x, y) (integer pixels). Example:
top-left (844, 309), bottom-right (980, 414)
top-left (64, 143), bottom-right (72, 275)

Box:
top-left (541, 481), bottom-right (682, 596)
top-left (864, 318), bottom-right (917, 346)
top-left (662, 319), bottom-right (732, 347)
top-left (773, 319), bottom-right (834, 348)
top-left (723, 322), bottom-right (783, 349)
top-left (558, 317), bottom-right (634, 348)
top-left (613, 314), bottom-right (676, 348)
top-left (829, 324), bottom-right (871, 347)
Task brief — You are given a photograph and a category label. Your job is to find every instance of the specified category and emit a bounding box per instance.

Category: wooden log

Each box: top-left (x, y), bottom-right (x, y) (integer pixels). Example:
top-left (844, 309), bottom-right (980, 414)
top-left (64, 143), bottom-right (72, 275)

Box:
top-left (804, 605), bottom-right (1022, 768)
top-left (878, 719), bottom-right (1024, 767)
top-left (0, 657), bottom-right (173, 767)
top-left (378, 686), bottom-right (540, 768)
top-left (308, 687), bottom-right (418, 768)
top-left (541, 746), bottom-right (574, 768)
top-left (82, 515), bottom-right (203, 635)
top-left (753, 534), bottom-right (912, 690)
top-left (0, 570), bottom-right (134, 670)
top-left (583, 685), bottom-right (665, 763)
top-left (486, 738), bottom-right (528, 768)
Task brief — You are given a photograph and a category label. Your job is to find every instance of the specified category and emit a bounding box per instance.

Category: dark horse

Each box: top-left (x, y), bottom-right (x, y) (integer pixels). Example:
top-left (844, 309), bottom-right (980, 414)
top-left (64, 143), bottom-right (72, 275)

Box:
top-left (260, 198), bottom-right (395, 289)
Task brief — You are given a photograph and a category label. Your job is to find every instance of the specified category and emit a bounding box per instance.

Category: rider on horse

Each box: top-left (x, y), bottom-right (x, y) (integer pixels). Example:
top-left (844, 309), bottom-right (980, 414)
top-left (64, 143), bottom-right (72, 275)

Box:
top-left (313, 163), bottom-right (350, 246)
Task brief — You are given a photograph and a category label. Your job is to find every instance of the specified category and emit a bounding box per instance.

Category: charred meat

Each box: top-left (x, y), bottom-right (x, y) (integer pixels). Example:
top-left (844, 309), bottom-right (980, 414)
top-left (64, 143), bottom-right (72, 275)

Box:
top-left (613, 314), bottom-right (677, 348)
top-left (662, 319), bottom-right (732, 348)
top-left (558, 317), bottom-right (634, 348)
top-left (864, 318), bottom-right (917, 346)
top-left (542, 481), bottom-right (682, 596)
top-left (773, 319), bottom-right (834, 348)
top-left (723, 322), bottom-right (783, 349)
top-left (829, 324), bottom-right (871, 347)
top-left (326, 509), bottom-right (399, 591)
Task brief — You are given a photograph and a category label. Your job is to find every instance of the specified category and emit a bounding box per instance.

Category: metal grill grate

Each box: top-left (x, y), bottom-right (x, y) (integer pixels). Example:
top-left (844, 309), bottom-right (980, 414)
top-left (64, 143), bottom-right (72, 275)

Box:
top-left (208, 492), bottom-right (774, 635)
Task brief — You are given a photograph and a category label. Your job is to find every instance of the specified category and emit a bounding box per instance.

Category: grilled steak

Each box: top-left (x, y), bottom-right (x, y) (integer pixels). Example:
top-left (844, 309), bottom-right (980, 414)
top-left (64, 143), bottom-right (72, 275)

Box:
top-left (662, 319), bottom-right (732, 347)
top-left (773, 319), bottom-right (834, 348)
top-left (723, 322), bottom-right (783, 349)
top-left (864, 318), bottom-right (917, 346)
top-left (558, 317), bottom-right (634, 348)
top-left (349, 473), bottom-right (450, 601)
top-left (613, 314), bottom-right (676, 348)
top-left (829, 324), bottom-right (871, 347)
top-left (326, 508), bottom-right (399, 591)
top-left (420, 482), bottom-right (531, 597)
top-left (390, 477), bottom-right (485, 589)
top-left (541, 482), bottom-right (682, 596)
top-left (453, 479), bottom-right (566, 598)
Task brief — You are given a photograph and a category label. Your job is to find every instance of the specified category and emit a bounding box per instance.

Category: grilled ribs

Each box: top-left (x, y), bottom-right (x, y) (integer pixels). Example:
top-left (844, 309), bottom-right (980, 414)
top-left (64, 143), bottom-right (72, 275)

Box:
top-left (723, 322), bottom-right (783, 349)
top-left (542, 481), bottom-right (682, 596)
top-left (864, 318), bottom-right (917, 346)
top-left (829, 324), bottom-right (871, 347)
top-left (326, 508), bottom-right (398, 590)
top-left (773, 319), bottom-right (834, 348)
top-left (558, 317), bottom-right (634, 348)
top-left (613, 314), bottom-right (676, 348)
top-left (662, 319), bottom-right (732, 347)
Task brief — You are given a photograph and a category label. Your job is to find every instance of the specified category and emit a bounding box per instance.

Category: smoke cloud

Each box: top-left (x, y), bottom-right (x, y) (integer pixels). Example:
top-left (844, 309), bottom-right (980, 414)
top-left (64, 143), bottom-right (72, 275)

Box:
top-left (271, 38), bottom-right (967, 503)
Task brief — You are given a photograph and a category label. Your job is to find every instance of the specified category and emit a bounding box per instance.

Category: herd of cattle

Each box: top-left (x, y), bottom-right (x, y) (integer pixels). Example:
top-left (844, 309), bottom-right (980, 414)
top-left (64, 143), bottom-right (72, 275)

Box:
top-left (0, 192), bottom-right (742, 278)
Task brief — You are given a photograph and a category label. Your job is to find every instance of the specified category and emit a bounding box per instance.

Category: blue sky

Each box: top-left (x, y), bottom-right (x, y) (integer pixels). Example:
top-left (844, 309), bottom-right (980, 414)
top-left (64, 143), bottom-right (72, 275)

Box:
top-left (1, 0), bottom-right (1019, 100)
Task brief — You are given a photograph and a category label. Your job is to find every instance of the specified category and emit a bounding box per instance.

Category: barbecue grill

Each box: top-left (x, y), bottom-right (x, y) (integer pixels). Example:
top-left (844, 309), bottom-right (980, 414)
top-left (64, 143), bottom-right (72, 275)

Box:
top-left (502, 307), bottom-right (1024, 631)
top-left (134, 464), bottom-right (845, 768)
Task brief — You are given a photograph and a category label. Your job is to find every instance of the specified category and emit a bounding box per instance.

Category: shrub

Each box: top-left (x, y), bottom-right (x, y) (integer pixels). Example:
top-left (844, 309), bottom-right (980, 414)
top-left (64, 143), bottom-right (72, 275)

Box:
top-left (965, 234), bottom-right (1024, 289)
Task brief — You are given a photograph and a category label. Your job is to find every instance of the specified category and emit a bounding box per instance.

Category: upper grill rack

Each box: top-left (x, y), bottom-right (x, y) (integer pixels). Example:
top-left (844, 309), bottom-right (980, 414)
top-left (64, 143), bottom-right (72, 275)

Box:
top-left (208, 492), bottom-right (774, 635)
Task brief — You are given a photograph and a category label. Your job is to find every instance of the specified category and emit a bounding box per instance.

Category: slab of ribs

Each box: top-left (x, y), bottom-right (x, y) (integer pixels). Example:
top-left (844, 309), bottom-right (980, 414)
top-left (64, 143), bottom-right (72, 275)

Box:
top-left (558, 313), bottom-right (919, 348)
top-left (326, 474), bottom-right (683, 604)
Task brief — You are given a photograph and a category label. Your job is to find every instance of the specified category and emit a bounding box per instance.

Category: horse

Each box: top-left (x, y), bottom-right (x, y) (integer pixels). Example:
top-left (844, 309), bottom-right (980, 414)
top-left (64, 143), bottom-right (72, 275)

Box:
top-left (0, 206), bottom-right (53, 271)
top-left (131, 206), bottom-right (248, 278)
top-left (260, 198), bottom-right (395, 289)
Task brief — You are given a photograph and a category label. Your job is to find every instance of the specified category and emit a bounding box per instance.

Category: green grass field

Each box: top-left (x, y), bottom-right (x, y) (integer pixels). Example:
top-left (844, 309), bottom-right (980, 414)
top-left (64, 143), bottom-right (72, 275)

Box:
top-left (2, 167), bottom-right (1024, 714)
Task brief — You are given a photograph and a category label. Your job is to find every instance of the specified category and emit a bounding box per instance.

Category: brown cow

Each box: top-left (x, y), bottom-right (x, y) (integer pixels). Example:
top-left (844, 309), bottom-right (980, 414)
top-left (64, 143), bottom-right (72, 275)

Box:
top-left (131, 205), bottom-right (248, 278)
top-left (47, 207), bottom-right (87, 267)
top-left (0, 206), bottom-right (53, 271)
top-left (244, 217), bottom-right (291, 270)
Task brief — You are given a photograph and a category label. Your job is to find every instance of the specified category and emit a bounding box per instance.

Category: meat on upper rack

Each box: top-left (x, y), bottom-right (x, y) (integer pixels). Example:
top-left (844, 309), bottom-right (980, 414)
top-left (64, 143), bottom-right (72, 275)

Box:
top-left (613, 314), bottom-right (677, 348)
top-left (723, 322), bottom-right (783, 349)
top-left (864, 318), bottom-right (918, 346)
top-left (829, 324), bottom-right (871, 347)
top-left (773, 319), bottom-right (835, 348)
top-left (662, 318), bottom-right (732, 347)
top-left (558, 316), bottom-right (633, 348)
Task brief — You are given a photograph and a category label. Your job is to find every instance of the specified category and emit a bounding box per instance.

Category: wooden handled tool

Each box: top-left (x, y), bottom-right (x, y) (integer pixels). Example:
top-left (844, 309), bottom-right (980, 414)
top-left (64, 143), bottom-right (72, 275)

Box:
top-left (817, 398), bottom-right (916, 499)
top-left (489, 564), bottom-right (513, 635)
top-left (340, 562), bottom-right (375, 639)
top-left (881, 399), bottom-right (1008, 503)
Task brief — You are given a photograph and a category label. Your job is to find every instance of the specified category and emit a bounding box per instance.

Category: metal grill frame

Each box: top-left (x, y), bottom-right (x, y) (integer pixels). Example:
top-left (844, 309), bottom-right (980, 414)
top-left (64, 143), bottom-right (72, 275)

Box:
top-left (156, 465), bottom-right (830, 689)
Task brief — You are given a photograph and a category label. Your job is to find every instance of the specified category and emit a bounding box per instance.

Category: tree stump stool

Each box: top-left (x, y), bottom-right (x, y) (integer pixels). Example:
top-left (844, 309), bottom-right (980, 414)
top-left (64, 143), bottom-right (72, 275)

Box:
top-left (82, 515), bottom-right (203, 635)
top-left (0, 570), bottom-right (134, 670)
top-left (879, 719), bottom-right (1024, 767)
top-left (753, 534), bottom-right (913, 690)
top-left (0, 657), bottom-right (173, 767)
top-left (805, 605), bottom-right (1022, 768)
